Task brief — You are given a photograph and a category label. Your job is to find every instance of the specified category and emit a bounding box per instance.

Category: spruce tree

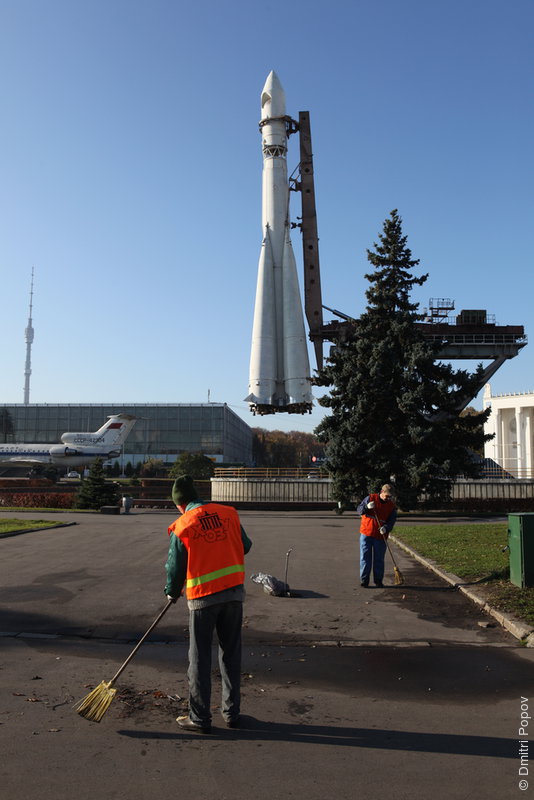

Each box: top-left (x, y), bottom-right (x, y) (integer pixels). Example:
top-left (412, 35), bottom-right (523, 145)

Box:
top-left (75, 458), bottom-right (120, 509)
top-left (315, 210), bottom-right (492, 510)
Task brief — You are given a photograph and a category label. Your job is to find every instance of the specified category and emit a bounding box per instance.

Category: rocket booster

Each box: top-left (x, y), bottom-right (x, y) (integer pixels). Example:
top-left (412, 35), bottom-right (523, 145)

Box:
top-left (246, 71), bottom-right (313, 415)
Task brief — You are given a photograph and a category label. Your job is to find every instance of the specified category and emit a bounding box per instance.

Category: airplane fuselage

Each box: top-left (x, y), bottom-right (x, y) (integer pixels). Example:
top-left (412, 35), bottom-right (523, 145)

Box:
top-left (0, 413), bottom-right (136, 468)
top-left (0, 443), bottom-right (121, 467)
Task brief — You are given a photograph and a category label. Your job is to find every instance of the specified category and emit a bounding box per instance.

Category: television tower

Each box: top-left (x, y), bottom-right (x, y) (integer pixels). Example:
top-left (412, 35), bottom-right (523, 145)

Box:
top-left (23, 267), bottom-right (35, 405)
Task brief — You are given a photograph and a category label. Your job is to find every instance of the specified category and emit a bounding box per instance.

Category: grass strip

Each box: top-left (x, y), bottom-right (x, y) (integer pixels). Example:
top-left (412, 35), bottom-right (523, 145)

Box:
top-left (0, 507), bottom-right (91, 513)
top-left (0, 518), bottom-right (63, 534)
top-left (395, 523), bottom-right (534, 629)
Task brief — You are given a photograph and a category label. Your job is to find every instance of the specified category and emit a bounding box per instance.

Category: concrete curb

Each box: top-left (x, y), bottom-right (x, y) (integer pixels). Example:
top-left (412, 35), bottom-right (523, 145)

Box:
top-left (391, 534), bottom-right (534, 647)
top-left (0, 521), bottom-right (77, 539)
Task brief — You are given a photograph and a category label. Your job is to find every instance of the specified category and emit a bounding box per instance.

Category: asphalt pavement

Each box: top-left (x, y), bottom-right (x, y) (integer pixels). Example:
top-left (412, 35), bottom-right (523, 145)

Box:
top-left (1, 509), bottom-right (533, 800)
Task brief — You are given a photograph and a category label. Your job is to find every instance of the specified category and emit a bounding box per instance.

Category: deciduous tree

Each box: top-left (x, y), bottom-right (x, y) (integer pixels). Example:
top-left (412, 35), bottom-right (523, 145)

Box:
top-left (169, 452), bottom-right (215, 479)
top-left (252, 429), bottom-right (324, 467)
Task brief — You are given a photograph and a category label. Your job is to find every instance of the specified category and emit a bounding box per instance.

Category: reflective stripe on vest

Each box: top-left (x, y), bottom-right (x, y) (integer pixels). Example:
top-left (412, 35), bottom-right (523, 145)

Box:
top-left (187, 563), bottom-right (244, 590)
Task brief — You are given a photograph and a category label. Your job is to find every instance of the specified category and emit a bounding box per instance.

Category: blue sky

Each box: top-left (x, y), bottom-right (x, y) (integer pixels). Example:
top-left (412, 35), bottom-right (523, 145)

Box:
top-left (0, 0), bottom-right (532, 434)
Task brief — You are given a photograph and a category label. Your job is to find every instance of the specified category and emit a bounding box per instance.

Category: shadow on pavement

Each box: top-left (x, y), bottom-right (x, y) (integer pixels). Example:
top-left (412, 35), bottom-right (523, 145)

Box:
top-left (118, 717), bottom-right (515, 758)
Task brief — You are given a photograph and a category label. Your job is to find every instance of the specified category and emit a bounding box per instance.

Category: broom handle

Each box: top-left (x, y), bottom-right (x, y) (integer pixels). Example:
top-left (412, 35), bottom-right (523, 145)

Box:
top-left (109, 598), bottom-right (175, 685)
top-left (372, 509), bottom-right (399, 568)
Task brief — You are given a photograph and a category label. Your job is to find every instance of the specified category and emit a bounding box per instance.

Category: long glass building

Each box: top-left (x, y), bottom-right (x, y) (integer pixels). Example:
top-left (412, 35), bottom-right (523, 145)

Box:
top-left (0, 403), bottom-right (253, 466)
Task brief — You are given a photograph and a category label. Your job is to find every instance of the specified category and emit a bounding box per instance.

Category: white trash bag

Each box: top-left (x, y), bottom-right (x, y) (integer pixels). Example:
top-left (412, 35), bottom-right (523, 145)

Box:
top-left (251, 572), bottom-right (288, 597)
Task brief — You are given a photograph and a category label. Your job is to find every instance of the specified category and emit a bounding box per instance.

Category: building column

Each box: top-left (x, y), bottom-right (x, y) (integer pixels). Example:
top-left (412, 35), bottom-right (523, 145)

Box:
top-left (525, 410), bottom-right (532, 479)
top-left (491, 407), bottom-right (502, 468)
top-left (515, 407), bottom-right (523, 478)
top-left (499, 409), bottom-right (512, 471)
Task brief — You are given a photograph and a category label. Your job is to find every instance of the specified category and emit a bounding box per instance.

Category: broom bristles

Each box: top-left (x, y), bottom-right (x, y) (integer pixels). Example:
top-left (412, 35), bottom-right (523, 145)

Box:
top-left (74, 680), bottom-right (117, 722)
top-left (393, 566), bottom-right (404, 586)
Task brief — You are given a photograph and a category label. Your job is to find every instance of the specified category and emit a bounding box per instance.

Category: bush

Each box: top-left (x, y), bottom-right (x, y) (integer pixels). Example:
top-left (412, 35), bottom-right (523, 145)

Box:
top-left (140, 459), bottom-right (167, 478)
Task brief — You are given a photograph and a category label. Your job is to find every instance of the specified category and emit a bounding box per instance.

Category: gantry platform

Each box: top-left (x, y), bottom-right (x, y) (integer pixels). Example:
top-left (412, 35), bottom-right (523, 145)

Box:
top-left (312, 312), bottom-right (527, 411)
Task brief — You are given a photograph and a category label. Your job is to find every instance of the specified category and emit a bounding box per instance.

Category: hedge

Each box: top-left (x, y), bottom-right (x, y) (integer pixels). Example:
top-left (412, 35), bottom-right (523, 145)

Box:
top-left (0, 493), bottom-right (75, 509)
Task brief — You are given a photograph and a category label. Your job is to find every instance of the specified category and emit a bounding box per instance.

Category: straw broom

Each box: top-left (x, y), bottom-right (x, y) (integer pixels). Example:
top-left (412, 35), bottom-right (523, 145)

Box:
top-left (373, 510), bottom-right (404, 585)
top-left (74, 598), bottom-right (174, 722)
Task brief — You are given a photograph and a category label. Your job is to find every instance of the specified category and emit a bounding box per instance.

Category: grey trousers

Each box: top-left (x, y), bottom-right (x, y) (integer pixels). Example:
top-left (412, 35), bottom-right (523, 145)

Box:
top-left (187, 600), bottom-right (243, 726)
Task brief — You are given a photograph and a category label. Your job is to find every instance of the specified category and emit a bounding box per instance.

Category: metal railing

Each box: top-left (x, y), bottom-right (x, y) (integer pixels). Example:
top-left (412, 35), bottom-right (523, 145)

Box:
top-left (213, 467), bottom-right (327, 479)
top-left (424, 332), bottom-right (527, 345)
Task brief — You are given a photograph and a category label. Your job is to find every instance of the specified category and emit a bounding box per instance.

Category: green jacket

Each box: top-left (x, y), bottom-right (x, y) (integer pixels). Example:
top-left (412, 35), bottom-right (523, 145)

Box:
top-left (164, 501), bottom-right (252, 600)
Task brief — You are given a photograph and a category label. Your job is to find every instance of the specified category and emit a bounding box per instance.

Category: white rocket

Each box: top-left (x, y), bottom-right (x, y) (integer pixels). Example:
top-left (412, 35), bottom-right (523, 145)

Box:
top-left (246, 71), bottom-right (313, 415)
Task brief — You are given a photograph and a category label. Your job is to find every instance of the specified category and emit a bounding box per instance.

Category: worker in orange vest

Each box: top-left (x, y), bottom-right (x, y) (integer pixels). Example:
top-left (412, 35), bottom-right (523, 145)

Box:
top-left (356, 483), bottom-right (397, 588)
top-left (165, 474), bottom-right (252, 733)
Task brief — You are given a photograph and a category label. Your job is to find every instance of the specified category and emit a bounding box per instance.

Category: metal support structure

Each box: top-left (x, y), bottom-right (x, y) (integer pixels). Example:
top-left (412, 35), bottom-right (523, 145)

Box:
top-left (297, 111), bottom-right (324, 371)
top-left (317, 309), bottom-right (527, 412)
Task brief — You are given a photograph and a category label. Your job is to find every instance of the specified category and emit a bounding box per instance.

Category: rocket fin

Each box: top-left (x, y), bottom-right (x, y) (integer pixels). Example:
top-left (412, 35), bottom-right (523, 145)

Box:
top-left (281, 234), bottom-right (313, 407)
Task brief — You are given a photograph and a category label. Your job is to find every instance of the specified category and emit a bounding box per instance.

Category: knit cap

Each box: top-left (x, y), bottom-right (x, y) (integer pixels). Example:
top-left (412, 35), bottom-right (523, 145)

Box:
top-left (171, 474), bottom-right (199, 506)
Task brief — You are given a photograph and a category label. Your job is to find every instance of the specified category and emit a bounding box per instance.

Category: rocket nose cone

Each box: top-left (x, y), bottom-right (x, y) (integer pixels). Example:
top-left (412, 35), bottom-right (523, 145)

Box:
top-left (261, 70), bottom-right (286, 119)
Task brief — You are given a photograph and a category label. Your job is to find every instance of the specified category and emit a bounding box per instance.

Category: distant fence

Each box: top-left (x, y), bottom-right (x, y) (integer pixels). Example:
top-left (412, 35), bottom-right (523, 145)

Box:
top-left (213, 467), bottom-right (327, 479)
top-left (441, 480), bottom-right (534, 511)
top-left (211, 476), bottom-right (534, 511)
top-left (451, 481), bottom-right (534, 501)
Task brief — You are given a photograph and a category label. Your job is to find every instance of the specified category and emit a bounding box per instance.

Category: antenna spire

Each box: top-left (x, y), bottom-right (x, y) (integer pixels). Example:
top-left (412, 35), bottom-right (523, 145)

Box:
top-left (23, 267), bottom-right (35, 405)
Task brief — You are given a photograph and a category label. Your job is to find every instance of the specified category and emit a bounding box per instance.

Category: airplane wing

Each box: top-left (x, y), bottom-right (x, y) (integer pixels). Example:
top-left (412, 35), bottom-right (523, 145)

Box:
top-left (2, 457), bottom-right (47, 464)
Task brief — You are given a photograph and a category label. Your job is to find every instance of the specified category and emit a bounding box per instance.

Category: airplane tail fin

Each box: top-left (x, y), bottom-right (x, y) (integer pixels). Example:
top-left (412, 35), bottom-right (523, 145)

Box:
top-left (61, 414), bottom-right (137, 447)
top-left (93, 414), bottom-right (137, 446)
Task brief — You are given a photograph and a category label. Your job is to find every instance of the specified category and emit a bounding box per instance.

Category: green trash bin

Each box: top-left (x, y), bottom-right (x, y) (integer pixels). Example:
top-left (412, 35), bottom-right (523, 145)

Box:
top-left (507, 513), bottom-right (534, 588)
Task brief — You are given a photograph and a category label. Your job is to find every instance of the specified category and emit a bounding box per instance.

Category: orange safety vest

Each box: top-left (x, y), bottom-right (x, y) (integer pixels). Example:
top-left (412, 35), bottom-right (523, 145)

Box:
top-left (360, 493), bottom-right (396, 539)
top-left (169, 503), bottom-right (245, 600)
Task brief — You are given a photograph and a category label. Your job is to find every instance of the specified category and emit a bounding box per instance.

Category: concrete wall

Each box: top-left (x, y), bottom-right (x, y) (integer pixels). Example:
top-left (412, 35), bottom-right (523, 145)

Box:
top-left (211, 478), bottom-right (333, 504)
top-left (212, 477), bottom-right (534, 506)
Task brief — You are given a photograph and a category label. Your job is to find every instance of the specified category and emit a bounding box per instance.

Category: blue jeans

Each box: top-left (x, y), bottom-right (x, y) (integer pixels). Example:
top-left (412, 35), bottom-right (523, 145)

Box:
top-left (187, 601), bottom-right (243, 726)
top-left (360, 534), bottom-right (387, 583)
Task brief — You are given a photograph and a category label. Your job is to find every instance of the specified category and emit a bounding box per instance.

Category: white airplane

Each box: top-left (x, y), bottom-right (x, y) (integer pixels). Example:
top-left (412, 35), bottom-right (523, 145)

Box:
top-left (0, 413), bottom-right (137, 467)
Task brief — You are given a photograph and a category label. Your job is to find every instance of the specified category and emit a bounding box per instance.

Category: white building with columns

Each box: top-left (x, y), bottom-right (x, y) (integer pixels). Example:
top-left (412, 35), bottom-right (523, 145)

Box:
top-left (483, 384), bottom-right (534, 478)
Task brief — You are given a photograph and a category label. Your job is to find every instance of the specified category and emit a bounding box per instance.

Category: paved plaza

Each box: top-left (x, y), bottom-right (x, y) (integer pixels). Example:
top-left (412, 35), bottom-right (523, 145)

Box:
top-left (1, 509), bottom-right (532, 799)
